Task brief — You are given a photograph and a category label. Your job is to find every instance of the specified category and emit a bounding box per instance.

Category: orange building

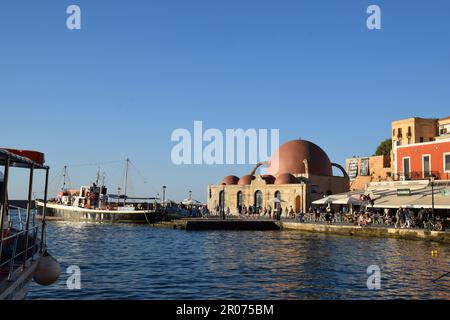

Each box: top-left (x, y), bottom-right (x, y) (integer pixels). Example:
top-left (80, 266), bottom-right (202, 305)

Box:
top-left (394, 138), bottom-right (450, 181)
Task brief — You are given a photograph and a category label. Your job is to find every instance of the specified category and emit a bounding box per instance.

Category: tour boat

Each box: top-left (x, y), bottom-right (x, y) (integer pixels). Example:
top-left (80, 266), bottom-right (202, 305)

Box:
top-left (35, 160), bottom-right (162, 223)
top-left (0, 148), bottom-right (60, 300)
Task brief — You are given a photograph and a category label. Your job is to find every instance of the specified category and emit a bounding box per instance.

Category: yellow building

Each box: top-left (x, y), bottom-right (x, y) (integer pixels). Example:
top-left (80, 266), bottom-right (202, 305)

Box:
top-left (207, 139), bottom-right (349, 215)
top-left (391, 117), bottom-right (438, 146)
top-left (437, 116), bottom-right (450, 140)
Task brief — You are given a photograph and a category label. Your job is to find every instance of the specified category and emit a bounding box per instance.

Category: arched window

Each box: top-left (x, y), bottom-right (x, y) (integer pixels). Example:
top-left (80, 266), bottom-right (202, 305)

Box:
top-left (237, 191), bottom-right (243, 213)
top-left (295, 195), bottom-right (301, 213)
top-left (219, 190), bottom-right (225, 210)
top-left (254, 190), bottom-right (263, 209)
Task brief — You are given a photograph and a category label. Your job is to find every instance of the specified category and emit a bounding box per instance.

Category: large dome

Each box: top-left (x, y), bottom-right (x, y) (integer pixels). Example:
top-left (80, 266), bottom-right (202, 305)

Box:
top-left (267, 139), bottom-right (332, 176)
top-left (222, 175), bottom-right (239, 185)
top-left (275, 173), bottom-right (296, 185)
top-left (238, 175), bottom-right (255, 186)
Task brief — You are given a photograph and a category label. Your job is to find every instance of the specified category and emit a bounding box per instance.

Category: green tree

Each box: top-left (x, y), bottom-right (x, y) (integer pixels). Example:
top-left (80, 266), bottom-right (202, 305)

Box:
top-left (374, 139), bottom-right (392, 156)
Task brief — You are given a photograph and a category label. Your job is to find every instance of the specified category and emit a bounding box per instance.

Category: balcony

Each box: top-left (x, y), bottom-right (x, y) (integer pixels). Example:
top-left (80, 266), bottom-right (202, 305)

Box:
top-left (392, 171), bottom-right (448, 181)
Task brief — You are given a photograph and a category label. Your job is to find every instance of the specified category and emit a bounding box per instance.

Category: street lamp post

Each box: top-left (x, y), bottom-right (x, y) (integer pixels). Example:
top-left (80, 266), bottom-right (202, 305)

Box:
top-left (430, 175), bottom-right (436, 220)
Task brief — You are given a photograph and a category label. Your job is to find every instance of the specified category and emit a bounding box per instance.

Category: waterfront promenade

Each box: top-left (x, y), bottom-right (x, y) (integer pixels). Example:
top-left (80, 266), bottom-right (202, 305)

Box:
top-left (280, 220), bottom-right (450, 243)
top-left (154, 216), bottom-right (450, 243)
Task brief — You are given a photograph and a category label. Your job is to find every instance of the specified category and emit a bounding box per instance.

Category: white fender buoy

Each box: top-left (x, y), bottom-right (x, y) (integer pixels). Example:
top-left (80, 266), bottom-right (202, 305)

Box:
top-left (33, 252), bottom-right (61, 286)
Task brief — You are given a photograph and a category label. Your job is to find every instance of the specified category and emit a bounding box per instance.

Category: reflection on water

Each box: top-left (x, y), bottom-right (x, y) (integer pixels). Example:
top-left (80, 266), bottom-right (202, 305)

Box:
top-left (27, 221), bottom-right (450, 300)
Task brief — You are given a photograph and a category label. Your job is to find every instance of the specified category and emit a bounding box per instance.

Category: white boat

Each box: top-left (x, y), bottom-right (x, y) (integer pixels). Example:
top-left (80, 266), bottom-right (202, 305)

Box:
top-left (35, 160), bottom-right (162, 223)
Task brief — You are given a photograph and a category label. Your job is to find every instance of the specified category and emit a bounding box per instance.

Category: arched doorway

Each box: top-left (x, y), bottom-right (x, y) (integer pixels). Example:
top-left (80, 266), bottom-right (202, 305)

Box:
top-left (237, 191), bottom-right (243, 213)
top-left (295, 195), bottom-right (301, 213)
top-left (219, 190), bottom-right (225, 211)
top-left (254, 190), bottom-right (263, 210)
top-left (274, 191), bottom-right (281, 210)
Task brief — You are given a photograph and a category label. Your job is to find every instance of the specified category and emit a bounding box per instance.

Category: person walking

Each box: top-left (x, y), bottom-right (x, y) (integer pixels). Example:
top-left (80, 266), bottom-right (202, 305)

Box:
top-left (395, 208), bottom-right (401, 229)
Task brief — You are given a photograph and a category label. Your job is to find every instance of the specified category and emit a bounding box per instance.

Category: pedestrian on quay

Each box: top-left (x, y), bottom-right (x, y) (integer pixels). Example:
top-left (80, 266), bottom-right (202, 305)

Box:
top-left (395, 208), bottom-right (401, 229)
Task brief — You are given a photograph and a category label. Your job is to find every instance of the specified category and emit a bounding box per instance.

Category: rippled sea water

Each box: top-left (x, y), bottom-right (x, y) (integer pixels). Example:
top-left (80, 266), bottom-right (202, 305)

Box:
top-left (27, 221), bottom-right (450, 300)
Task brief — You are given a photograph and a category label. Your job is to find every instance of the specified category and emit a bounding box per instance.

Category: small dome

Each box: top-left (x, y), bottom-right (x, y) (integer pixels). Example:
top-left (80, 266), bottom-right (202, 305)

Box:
top-left (275, 173), bottom-right (296, 185)
top-left (267, 139), bottom-right (332, 176)
top-left (238, 175), bottom-right (255, 186)
top-left (261, 175), bottom-right (275, 184)
top-left (222, 175), bottom-right (239, 185)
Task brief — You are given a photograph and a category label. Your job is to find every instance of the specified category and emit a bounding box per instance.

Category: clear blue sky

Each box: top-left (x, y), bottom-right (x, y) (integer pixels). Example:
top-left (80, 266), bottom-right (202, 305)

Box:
top-left (1, 0), bottom-right (449, 201)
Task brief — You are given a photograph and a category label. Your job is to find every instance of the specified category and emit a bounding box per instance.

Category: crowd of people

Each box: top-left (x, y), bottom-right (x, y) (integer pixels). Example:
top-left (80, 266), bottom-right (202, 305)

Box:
top-left (203, 202), bottom-right (446, 231)
top-left (210, 204), bottom-right (298, 220)
top-left (301, 205), bottom-right (445, 230)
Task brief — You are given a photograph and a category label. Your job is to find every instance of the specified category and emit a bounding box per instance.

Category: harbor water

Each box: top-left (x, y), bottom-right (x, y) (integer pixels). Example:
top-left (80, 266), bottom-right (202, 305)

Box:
top-left (27, 221), bottom-right (450, 300)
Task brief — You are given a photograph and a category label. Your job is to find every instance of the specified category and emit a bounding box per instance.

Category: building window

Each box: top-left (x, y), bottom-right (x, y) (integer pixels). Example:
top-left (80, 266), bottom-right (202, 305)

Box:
top-left (423, 155), bottom-right (431, 178)
top-left (236, 191), bottom-right (243, 213)
top-left (444, 153), bottom-right (450, 173)
top-left (393, 129), bottom-right (396, 136)
top-left (254, 190), bottom-right (263, 210)
top-left (420, 137), bottom-right (424, 143)
top-left (219, 190), bottom-right (225, 210)
top-left (274, 191), bottom-right (281, 210)
top-left (403, 157), bottom-right (411, 180)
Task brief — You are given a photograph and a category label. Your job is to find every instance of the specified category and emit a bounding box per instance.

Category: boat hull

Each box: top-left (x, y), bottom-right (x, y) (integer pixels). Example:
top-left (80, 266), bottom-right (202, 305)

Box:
top-left (0, 251), bottom-right (42, 300)
top-left (36, 201), bottom-right (159, 223)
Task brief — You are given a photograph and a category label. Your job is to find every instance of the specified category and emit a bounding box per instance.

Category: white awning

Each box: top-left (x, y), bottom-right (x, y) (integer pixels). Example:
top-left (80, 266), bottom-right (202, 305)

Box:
top-left (372, 185), bottom-right (450, 209)
top-left (333, 195), bottom-right (363, 205)
top-left (312, 196), bottom-right (336, 205)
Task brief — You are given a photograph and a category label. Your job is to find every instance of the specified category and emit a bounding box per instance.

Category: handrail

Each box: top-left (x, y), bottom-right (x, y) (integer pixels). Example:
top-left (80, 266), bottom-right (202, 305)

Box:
top-left (7, 205), bottom-right (25, 230)
top-left (392, 171), bottom-right (446, 181)
top-left (0, 225), bottom-right (40, 282)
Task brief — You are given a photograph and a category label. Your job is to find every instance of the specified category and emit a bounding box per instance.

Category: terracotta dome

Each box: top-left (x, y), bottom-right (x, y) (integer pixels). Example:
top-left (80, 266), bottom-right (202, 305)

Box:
top-left (222, 175), bottom-right (239, 185)
top-left (267, 139), bottom-right (332, 177)
top-left (261, 175), bottom-right (275, 184)
top-left (238, 175), bottom-right (255, 186)
top-left (275, 173), bottom-right (296, 185)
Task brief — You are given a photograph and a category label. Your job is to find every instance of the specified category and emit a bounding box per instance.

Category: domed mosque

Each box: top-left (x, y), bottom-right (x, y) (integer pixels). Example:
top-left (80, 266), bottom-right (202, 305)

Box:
top-left (208, 139), bottom-right (349, 215)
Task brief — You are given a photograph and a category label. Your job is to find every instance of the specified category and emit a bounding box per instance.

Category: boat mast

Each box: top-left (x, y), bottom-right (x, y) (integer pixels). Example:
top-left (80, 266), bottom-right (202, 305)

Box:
top-left (95, 167), bottom-right (100, 186)
top-left (62, 165), bottom-right (68, 191)
top-left (124, 158), bottom-right (130, 205)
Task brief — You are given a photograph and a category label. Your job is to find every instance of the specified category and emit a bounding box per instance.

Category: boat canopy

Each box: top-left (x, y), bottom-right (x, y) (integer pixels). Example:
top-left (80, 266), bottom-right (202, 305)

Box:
top-left (0, 149), bottom-right (48, 170)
